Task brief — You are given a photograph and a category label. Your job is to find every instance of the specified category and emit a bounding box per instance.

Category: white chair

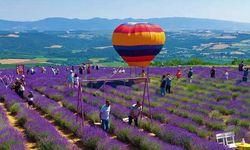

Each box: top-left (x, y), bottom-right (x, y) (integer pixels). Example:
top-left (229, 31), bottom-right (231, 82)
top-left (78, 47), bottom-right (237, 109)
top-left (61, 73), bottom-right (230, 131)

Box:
top-left (216, 133), bottom-right (226, 145)
top-left (216, 132), bottom-right (237, 149)
top-left (224, 132), bottom-right (237, 148)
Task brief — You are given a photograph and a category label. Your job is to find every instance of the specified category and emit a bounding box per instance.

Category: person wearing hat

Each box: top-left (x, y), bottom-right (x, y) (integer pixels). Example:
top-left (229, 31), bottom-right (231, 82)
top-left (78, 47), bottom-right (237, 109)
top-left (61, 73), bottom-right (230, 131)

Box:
top-left (128, 101), bottom-right (142, 126)
top-left (27, 91), bottom-right (34, 108)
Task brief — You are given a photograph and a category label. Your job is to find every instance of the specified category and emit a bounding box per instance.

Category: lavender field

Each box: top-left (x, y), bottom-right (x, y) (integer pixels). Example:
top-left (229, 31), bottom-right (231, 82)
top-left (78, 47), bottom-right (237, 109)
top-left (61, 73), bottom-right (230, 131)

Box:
top-left (0, 66), bottom-right (249, 150)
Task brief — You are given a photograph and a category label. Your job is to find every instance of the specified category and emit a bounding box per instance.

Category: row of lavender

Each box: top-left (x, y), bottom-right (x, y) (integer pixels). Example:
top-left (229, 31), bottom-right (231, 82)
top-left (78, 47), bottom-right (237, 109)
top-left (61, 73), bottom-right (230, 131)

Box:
top-left (0, 86), bottom-right (78, 150)
top-left (0, 98), bottom-right (25, 150)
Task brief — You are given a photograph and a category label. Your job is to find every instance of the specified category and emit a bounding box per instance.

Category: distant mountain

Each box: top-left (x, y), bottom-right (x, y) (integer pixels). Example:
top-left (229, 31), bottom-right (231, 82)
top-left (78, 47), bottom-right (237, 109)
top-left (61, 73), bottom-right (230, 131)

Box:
top-left (1, 17), bottom-right (250, 31)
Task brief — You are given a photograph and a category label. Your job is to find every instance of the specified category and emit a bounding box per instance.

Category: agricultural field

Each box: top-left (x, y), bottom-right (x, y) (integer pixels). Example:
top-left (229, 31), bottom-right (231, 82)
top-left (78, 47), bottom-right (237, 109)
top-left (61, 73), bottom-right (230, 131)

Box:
top-left (0, 66), bottom-right (249, 150)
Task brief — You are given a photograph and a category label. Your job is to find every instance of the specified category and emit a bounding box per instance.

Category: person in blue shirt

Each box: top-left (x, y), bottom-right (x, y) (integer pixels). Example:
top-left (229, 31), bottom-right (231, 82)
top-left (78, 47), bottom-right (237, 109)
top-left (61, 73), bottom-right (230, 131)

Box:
top-left (160, 75), bottom-right (166, 96)
top-left (100, 100), bottom-right (111, 131)
top-left (242, 67), bottom-right (249, 82)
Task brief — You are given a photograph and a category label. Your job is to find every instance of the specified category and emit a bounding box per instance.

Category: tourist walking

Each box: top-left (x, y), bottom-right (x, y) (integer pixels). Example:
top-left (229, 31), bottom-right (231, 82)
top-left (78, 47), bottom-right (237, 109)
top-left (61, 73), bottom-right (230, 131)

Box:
top-left (188, 67), bottom-right (193, 83)
top-left (79, 66), bottom-right (83, 75)
top-left (239, 61), bottom-right (244, 71)
top-left (176, 69), bottom-right (182, 80)
top-left (166, 74), bottom-right (173, 94)
top-left (210, 66), bottom-right (215, 78)
top-left (100, 100), bottom-right (111, 131)
top-left (128, 101), bottom-right (142, 127)
top-left (242, 67), bottom-right (249, 82)
top-left (74, 73), bottom-right (80, 88)
top-left (160, 75), bottom-right (166, 96)
top-left (67, 70), bottom-right (75, 88)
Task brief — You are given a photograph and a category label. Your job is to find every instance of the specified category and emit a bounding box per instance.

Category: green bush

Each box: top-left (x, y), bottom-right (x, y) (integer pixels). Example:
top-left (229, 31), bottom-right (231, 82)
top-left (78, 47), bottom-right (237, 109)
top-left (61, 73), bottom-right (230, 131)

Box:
top-left (0, 140), bottom-right (20, 150)
top-left (226, 118), bottom-right (240, 125)
top-left (191, 115), bottom-right (204, 125)
top-left (17, 116), bottom-right (27, 127)
top-left (9, 103), bottom-right (20, 115)
top-left (49, 94), bottom-right (64, 101)
top-left (140, 139), bottom-right (162, 150)
top-left (87, 111), bottom-right (100, 123)
top-left (206, 122), bottom-right (225, 131)
top-left (34, 87), bottom-right (46, 93)
top-left (115, 128), bottom-right (131, 143)
top-left (239, 121), bottom-right (250, 129)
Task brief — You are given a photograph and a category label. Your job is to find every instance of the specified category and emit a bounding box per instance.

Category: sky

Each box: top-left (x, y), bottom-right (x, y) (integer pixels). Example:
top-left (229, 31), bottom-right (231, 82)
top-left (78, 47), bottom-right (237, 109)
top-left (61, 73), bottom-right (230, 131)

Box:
top-left (0, 0), bottom-right (250, 23)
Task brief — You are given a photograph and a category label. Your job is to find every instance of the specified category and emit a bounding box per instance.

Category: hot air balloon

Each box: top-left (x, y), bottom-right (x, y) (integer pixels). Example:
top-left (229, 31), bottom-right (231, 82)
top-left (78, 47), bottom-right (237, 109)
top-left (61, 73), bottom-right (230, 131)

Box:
top-left (112, 22), bottom-right (166, 67)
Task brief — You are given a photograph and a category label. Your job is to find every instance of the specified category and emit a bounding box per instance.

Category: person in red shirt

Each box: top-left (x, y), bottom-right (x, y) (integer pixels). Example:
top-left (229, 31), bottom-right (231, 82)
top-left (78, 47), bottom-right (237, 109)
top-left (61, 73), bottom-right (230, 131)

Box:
top-left (87, 64), bottom-right (91, 74)
top-left (176, 69), bottom-right (182, 80)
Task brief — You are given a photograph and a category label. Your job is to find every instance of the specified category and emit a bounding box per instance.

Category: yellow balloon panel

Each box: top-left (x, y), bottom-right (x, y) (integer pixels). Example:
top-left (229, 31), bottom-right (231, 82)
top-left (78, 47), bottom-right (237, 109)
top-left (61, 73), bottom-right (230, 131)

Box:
top-left (112, 32), bottom-right (165, 46)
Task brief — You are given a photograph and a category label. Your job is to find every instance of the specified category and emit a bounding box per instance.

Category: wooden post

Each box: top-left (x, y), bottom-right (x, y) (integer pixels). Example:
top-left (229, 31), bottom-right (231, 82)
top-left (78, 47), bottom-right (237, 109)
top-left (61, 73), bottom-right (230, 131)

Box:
top-left (146, 74), bottom-right (152, 120)
top-left (141, 78), bottom-right (147, 119)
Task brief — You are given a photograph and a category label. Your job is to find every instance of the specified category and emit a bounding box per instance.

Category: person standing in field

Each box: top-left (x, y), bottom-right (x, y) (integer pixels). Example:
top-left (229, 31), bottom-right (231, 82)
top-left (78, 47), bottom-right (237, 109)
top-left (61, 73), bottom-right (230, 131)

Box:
top-left (74, 73), bottom-right (80, 88)
top-left (128, 101), bottom-right (142, 127)
top-left (27, 91), bottom-right (34, 108)
top-left (20, 75), bottom-right (26, 86)
top-left (242, 67), bottom-right (249, 82)
top-left (79, 66), bottom-right (83, 75)
top-left (188, 67), bottom-right (193, 83)
top-left (30, 67), bottom-right (36, 75)
top-left (160, 75), bottom-right (166, 96)
top-left (176, 69), bottom-right (182, 80)
top-left (166, 74), bottom-right (173, 94)
top-left (67, 70), bottom-right (75, 88)
top-left (18, 83), bottom-right (25, 99)
top-left (239, 61), bottom-right (244, 71)
top-left (87, 64), bottom-right (91, 74)
top-left (100, 100), bottom-right (111, 131)
top-left (210, 66), bottom-right (216, 78)
top-left (225, 70), bottom-right (229, 80)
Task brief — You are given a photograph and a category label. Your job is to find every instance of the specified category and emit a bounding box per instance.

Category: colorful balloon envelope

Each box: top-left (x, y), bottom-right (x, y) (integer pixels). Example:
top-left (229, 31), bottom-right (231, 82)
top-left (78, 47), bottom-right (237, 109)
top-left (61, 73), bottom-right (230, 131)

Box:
top-left (112, 22), bottom-right (166, 67)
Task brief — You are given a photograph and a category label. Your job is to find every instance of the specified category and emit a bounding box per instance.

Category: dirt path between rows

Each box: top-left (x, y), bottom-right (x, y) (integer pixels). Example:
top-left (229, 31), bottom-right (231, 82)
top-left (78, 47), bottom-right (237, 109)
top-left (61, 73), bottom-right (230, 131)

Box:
top-left (0, 102), bottom-right (37, 150)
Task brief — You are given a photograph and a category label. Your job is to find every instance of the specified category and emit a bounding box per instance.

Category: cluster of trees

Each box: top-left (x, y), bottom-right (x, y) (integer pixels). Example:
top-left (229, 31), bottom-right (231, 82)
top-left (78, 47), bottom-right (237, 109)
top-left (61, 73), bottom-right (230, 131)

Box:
top-left (151, 58), bottom-right (250, 66)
